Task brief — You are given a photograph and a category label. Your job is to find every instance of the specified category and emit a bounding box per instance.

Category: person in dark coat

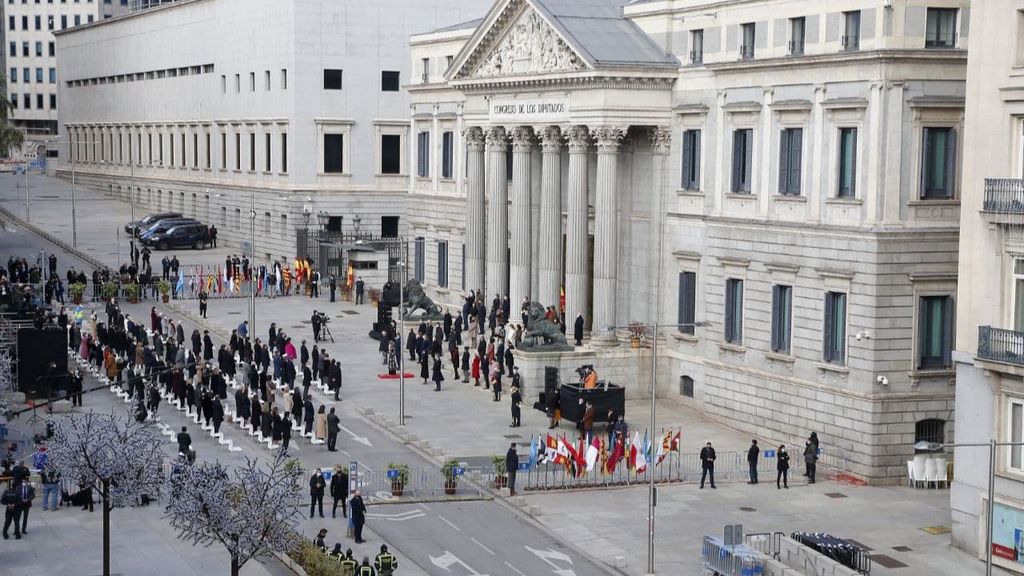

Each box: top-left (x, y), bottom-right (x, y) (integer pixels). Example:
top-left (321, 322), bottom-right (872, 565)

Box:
top-left (303, 397), bottom-right (315, 435)
top-left (279, 414), bottom-right (293, 451)
top-left (420, 354), bottom-right (429, 385)
top-left (331, 466), bottom-right (349, 518)
top-left (270, 407), bottom-right (282, 442)
top-left (431, 357), bottom-right (444, 391)
top-left (803, 441), bottom-right (817, 484)
top-left (210, 397), bottom-right (224, 434)
top-left (805, 432), bottom-right (820, 477)
top-left (777, 445), bottom-right (791, 489)
top-left (699, 442), bottom-right (717, 489)
top-left (573, 314), bottom-right (584, 346)
top-left (201, 391), bottom-right (214, 428)
top-left (261, 403), bottom-right (274, 440)
top-left (326, 407), bottom-right (340, 452)
top-left (292, 388), bottom-right (303, 424)
top-left (350, 490), bottom-right (367, 543)
top-left (235, 387), bottom-right (250, 427)
top-left (510, 384), bottom-right (522, 428)
top-left (505, 442), bottom-right (519, 496)
top-left (203, 331), bottom-right (214, 361)
top-left (406, 330), bottom-right (417, 361)
top-left (250, 393), bottom-right (262, 434)
top-left (309, 469), bottom-right (326, 518)
top-left (747, 440), bottom-right (760, 484)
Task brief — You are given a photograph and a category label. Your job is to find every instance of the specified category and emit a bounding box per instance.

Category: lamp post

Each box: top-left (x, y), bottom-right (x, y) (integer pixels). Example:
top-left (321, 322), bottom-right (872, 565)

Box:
top-left (915, 439), bottom-right (1024, 576)
top-left (603, 320), bottom-right (710, 575)
top-left (249, 192), bottom-right (256, 338)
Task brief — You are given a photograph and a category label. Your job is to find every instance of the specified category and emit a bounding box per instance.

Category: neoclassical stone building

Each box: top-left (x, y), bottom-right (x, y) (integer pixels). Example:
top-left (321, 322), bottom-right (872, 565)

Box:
top-left (408, 0), bottom-right (967, 482)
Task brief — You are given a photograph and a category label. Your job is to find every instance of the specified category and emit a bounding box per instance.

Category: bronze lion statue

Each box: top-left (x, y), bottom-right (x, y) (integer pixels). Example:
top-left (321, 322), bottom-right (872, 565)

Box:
top-left (520, 302), bottom-right (567, 348)
top-left (403, 279), bottom-right (441, 318)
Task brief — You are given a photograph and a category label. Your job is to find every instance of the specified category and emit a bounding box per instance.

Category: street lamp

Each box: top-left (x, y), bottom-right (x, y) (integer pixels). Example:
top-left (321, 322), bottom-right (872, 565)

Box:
top-left (914, 439), bottom-right (1024, 576)
top-left (603, 320), bottom-right (711, 576)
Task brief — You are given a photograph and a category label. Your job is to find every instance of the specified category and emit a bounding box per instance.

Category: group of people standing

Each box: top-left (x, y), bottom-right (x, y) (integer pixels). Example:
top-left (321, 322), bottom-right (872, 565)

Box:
top-left (696, 432), bottom-right (821, 490)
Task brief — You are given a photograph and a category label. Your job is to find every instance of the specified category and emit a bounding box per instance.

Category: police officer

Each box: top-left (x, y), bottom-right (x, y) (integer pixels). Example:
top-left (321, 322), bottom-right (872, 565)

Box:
top-left (329, 275), bottom-right (337, 302)
top-left (374, 544), bottom-right (398, 575)
top-left (358, 557), bottom-right (376, 576)
top-left (198, 290), bottom-right (208, 318)
top-left (311, 310), bottom-right (322, 343)
top-left (339, 549), bottom-right (358, 575)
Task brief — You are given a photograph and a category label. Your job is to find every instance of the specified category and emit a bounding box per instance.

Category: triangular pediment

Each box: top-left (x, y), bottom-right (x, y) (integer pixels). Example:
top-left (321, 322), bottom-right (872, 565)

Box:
top-left (452, 0), bottom-right (589, 80)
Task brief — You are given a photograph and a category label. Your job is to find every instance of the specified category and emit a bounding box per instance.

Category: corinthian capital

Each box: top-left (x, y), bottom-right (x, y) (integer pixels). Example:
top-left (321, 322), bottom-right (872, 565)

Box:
top-left (462, 126), bottom-right (485, 152)
top-left (564, 125), bottom-right (591, 154)
top-left (650, 126), bottom-right (672, 155)
top-left (536, 126), bottom-right (562, 153)
top-left (510, 126), bottom-right (535, 152)
top-left (485, 126), bottom-right (508, 151)
top-left (591, 126), bottom-right (626, 154)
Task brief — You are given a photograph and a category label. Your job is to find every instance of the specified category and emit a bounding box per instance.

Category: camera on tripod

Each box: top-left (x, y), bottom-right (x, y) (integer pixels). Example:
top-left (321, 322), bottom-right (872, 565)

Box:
top-left (316, 312), bottom-right (331, 324)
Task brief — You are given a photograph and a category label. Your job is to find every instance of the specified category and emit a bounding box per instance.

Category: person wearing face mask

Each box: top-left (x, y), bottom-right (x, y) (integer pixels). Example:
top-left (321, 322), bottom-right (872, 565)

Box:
top-left (309, 468), bottom-right (326, 518)
top-left (777, 445), bottom-right (790, 489)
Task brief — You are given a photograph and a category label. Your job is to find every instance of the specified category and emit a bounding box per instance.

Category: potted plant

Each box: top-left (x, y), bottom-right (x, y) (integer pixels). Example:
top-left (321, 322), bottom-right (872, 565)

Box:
top-left (157, 280), bottom-right (172, 303)
top-left (492, 455), bottom-right (508, 489)
top-left (69, 282), bottom-right (86, 304)
top-left (123, 282), bottom-right (141, 304)
top-left (101, 281), bottom-right (119, 300)
top-left (628, 322), bottom-right (647, 349)
top-left (441, 458), bottom-right (460, 495)
top-left (387, 462), bottom-right (410, 497)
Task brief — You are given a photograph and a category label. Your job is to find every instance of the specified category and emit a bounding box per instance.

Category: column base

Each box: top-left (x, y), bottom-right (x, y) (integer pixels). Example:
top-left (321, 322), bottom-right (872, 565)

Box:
top-left (590, 331), bottom-right (620, 348)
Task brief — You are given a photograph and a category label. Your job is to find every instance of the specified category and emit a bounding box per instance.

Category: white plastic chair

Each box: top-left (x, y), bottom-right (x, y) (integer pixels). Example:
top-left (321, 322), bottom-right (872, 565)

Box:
top-left (935, 457), bottom-right (948, 489)
top-left (907, 461), bottom-right (916, 487)
top-left (913, 454), bottom-right (928, 488)
top-left (924, 458), bottom-right (939, 488)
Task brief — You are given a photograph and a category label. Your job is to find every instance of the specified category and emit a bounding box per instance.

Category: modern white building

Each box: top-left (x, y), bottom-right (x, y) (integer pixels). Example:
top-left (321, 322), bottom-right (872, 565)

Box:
top-left (1, 0), bottom-right (129, 158)
top-left (952, 1), bottom-right (1024, 570)
top-left (54, 0), bottom-right (482, 261)
top-left (408, 0), bottom-right (968, 482)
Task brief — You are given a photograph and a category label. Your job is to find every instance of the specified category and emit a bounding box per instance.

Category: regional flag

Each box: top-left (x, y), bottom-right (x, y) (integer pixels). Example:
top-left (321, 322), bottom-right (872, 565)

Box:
top-left (585, 435), bottom-right (600, 472)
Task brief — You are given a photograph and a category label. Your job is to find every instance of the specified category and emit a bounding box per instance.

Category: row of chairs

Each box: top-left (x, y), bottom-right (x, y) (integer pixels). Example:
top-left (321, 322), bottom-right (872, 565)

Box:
top-left (907, 454), bottom-right (948, 488)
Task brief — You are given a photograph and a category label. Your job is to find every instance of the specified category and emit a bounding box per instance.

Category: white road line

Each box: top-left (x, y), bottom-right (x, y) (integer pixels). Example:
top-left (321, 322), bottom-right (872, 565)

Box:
top-left (438, 515), bottom-right (460, 531)
top-left (504, 561), bottom-right (528, 576)
top-left (418, 502), bottom-right (431, 511)
top-left (470, 537), bottom-right (495, 556)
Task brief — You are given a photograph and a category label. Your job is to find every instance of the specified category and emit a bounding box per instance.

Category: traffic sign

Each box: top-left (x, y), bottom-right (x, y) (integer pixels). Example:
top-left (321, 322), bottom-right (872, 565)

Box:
top-left (387, 469), bottom-right (399, 479)
top-left (452, 466), bottom-right (465, 477)
top-left (764, 450), bottom-right (776, 458)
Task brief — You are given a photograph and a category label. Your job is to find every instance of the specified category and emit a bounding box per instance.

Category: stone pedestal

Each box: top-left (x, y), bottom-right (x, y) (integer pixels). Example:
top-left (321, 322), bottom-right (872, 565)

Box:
top-left (512, 346), bottom-right (655, 407)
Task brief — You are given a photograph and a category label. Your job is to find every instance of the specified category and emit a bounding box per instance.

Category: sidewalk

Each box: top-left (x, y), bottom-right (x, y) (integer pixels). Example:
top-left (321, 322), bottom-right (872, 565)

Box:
top-left (0, 174), bottom-right (1000, 576)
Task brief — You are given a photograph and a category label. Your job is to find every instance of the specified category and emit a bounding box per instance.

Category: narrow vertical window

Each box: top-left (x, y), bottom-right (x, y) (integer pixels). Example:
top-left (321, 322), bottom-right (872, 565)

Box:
top-left (678, 271), bottom-right (696, 334)
top-left (771, 285), bottom-right (792, 354)
top-left (681, 130), bottom-right (701, 190)
top-left (778, 128), bottom-right (803, 195)
top-left (837, 128), bottom-right (858, 198)
top-left (823, 292), bottom-right (847, 364)
top-left (724, 279), bottom-right (744, 344)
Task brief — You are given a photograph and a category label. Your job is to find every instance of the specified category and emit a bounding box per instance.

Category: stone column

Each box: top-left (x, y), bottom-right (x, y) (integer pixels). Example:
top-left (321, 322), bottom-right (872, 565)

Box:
top-left (537, 126), bottom-right (563, 309)
top-left (647, 127), bottom-right (672, 325)
top-left (485, 126), bottom-right (509, 300)
top-left (591, 126), bottom-right (625, 341)
top-left (509, 126), bottom-right (533, 315)
top-left (564, 125), bottom-right (590, 333)
top-left (462, 127), bottom-right (486, 294)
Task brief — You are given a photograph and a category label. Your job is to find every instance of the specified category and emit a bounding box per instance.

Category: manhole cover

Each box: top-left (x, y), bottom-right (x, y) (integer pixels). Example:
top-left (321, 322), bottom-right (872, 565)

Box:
top-left (740, 506), bottom-right (757, 512)
top-left (846, 539), bottom-right (873, 551)
top-left (921, 525), bottom-right (951, 535)
top-left (503, 434), bottom-right (522, 439)
top-left (892, 546), bottom-right (913, 552)
top-left (870, 554), bottom-right (908, 569)
top-left (291, 325), bottom-right (306, 329)
top-left (227, 311), bottom-right (242, 315)
top-left (824, 492), bottom-right (847, 499)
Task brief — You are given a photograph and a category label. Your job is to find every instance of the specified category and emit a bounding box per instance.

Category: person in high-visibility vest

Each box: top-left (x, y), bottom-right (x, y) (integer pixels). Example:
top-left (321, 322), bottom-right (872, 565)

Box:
top-left (374, 544), bottom-right (398, 575)
top-left (339, 549), bottom-right (358, 576)
top-left (358, 557), bottom-right (376, 576)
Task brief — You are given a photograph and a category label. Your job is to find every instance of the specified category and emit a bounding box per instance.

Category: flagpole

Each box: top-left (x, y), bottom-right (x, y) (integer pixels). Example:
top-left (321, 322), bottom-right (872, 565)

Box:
top-left (647, 320), bottom-right (657, 576)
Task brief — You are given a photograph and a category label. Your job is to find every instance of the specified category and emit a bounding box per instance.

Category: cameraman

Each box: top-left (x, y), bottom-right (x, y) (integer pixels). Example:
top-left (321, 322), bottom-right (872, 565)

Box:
top-left (311, 310), bottom-right (321, 343)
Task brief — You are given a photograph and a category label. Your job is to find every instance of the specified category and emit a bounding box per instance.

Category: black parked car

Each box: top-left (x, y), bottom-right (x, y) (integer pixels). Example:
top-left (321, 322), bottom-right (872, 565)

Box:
top-left (125, 212), bottom-right (182, 236)
top-left (139, 218), bottom-right (201, 240)
top-left (141, 224), bottom-right (211, 250)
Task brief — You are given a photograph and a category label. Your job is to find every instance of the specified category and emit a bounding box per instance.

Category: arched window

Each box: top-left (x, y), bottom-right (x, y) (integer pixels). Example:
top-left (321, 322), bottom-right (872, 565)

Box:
top-left (915, 419), bottom-right (945, 452)
top-left (679, 376), bottom-right (694, 398)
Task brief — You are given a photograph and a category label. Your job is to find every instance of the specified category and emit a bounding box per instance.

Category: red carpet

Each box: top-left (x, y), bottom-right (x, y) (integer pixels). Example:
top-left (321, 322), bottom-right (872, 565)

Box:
top-left (377, 373), bottom-right (416, 379)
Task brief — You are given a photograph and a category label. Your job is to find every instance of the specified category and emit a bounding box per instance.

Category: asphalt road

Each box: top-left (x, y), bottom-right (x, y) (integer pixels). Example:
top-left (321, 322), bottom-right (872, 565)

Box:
top-left (0, 207), bottom-right (614, 576)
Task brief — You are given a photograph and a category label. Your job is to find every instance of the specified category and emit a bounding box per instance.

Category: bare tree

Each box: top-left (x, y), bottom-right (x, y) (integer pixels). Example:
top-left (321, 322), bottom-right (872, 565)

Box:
top-left (165, 451), bottom-right (305, 576)
top-left (47, 411), bottom-right (166, 576)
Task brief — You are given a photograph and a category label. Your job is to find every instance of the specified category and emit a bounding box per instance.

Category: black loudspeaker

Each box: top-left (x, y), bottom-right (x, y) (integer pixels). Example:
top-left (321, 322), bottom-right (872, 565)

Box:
top-left (17, 328), bottom-right (68, 399)
top-left (381, 282), bottom-right (401, 307)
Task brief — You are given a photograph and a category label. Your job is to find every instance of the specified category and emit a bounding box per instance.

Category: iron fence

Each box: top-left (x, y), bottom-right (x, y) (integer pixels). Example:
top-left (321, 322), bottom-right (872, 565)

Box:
top-left (978, 325), bottom-right (1024, 366)
top-left (345, 466), bottom-right (486, 501)
top-left (521, 450), bottom-right (747, 491)
top-left (983, 178), bottom-right (1024, 213)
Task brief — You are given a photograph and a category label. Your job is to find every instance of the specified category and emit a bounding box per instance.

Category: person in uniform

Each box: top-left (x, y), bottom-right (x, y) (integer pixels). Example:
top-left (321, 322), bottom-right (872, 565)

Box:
top-left (374, 544), bottom-right (398, 575)
top-left (358, 557), bottom-right (376, 576)
top-left (339, 549), bottom-right (358, 575)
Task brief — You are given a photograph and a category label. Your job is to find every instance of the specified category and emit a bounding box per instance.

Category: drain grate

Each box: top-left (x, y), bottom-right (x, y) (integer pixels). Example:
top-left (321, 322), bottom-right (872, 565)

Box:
top-left (824, 492), bottom-right (847, 499)
top-left (921, 525), bottom-right (951, 535)
top-left (870, 554), bottom-right (908, 569)
top-left (502, 434), bottom-right (522, 440)
top-left (892, 546), bottom-right (913, 552)
top-left (227, 311), bottom-right (242, 315)
top-left (342, 310), bottom-right (360, 315)
top-left (739, 506), bottom-right (757, 512)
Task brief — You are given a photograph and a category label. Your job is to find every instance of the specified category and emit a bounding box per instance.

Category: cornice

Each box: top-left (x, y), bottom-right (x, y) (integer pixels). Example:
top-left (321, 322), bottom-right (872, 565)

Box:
top-left (703, 49), bottom-right (967, 75)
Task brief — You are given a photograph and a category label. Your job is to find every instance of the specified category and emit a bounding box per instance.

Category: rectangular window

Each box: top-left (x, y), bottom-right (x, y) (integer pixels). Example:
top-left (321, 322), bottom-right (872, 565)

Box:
top-left (678, 271), bottom-right (696, 335)
top-left (249, 132), bottom-right (255, 171)
top-left (22, 67), bottom-right (28, 83)
top-left (22, 94), bottom-right (30, 109)
top-left (790, 17), bottom-right (806, 55)
top-left (7, 16), bottom-right (12, 30)
top-left (248, 72), bottom-right (255, 92)
top-left (21, 42), bottom-right (27, 57)
top-left (48, 41), bottom-right (54, 57)
top-left (381, 134), bottom-right (401, 175)
top-left (280, 133), bottom-right (287, 173)
top-left (921, 127), bottom-right (956, 199)
top-left (34, 15), bottom-right (39, 29)
top-left (416, 131), bottom-right (430, 178)
top-left (35, 93), bottom-right (41, 109)
top-left (220, 75), bottom-right (226, 94)
top-left (441, 131), bottom-right (454, 179)
top-left (421, 58), bottom-right (430, 83)
top-left (9, 42), bottom-right (15, 57)
top-left (837, 127), bottom-right (858, 198)
top-left (823, 292), bottom-right (847, 364)
top-left (48, 68), bottom-right (55, 83)
top-left (264, 70), bottom-right (270, 91)
top-left (740, 23), bottom-right (755, 59)
top-left (21, 16), bottom-right (26, 30)
top-left (180, 133), bottom-right (185, 166)
top-left (690, 29), bottom-right (703, 64)
top-left (263, 133), bottom-right (270, 171)
top-left (74, 15), bottom-right (80, 26)
top-left (1012, 401), bottom-right (1024, 471)
top-left (731, 129), bottom-right (754, 193)
top-left (35, 68), bottom-right (42, 83)
top-left (281, 69), bottom-right (287, 90)
top-left (193, 134), bottom-right (198, 167)
top-left (8, 94), bottom-right (14, 109)
top-left (918, 295), bottom-right (953, 369)
top-left (437, 241), bottom-right (448, 288)
top-left (220, 133), bottom-right (226, 170)
top-left (60, 15), bottom-right (66, 29)
top-left (8, 68), bottom-right (15, 83)
top-left (235, 133), bottom-right (240, 170)
top-left (323, 134), bottom-right (344, 173)
top-left (681, 129), bottom-right (701, 190)
top-left (381, 70), bottom-right (400, 92)
top-left (778, 128), bottom-right (803, 195)
top-left (724, 279), bottom-right (744, 344)
top-left (414, 237), bottom-right (425, 282)
top-left (771, 285), bottom-right (793, 354)
top-left (48, 93), bottom-right (55, 109)
top-left (926, 8), bottom-right (957, 48)
top-left (205, 133), bottom-right (210, 168)
top-left (35, 41), bottom-right (42, 56)
top-left (323, 69), bottom-right (342, 90)
top-left (843, 11), bottom-right (861, 51)
top-left (234, 74), bottom-right (240, 92)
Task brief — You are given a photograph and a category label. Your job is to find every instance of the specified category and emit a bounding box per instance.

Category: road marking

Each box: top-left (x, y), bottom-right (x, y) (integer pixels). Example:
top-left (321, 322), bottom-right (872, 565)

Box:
top-left (429, 551), bottom-right (488, 575)
top-left (418, 502), bottom-right (431, 511)
top-left (525, 546), bottom-right (577, 576)
top-left (504, 561), bottom-right (528, 576)
top-left (438, 515), bottom-right (460, 531)
top-left (339, 423), bottom-right (373, 447)
top-left (470, 537), bottom-right (494, 556)
top-left (365, 509), bottom-right (425, 521)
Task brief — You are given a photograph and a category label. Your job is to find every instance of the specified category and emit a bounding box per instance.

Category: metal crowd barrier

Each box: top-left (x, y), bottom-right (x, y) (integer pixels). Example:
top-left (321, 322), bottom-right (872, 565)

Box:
top-left (701, 536), bottom-right (766, 576)
top-left (345, 466), bottom-right (485, 501)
